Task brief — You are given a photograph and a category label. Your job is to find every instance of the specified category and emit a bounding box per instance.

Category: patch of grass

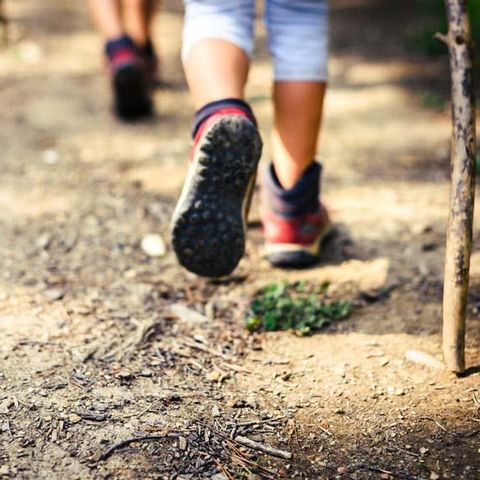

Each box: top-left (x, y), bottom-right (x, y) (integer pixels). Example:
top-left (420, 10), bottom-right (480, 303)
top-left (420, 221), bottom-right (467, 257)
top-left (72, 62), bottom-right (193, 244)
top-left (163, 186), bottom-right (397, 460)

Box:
top-left (245, 281), bottom-right (352, 336)
top-left (420, 91), bottom-right (446, 110)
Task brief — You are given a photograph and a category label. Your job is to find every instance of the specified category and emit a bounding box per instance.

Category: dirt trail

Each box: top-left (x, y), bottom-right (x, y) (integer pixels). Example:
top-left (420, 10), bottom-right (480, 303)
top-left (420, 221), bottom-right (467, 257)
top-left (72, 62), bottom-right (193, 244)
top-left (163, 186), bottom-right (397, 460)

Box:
top-left (0, 1), bottom-right (479, 479)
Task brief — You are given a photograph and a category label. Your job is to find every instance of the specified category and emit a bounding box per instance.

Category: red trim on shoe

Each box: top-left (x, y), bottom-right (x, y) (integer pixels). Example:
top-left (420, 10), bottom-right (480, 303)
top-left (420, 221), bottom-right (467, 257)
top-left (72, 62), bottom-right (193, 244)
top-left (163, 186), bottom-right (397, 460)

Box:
top-left (108, 47), bottom-right (140, 74)
top-left (190, 108), bottom-right (254, 161)
top-left (193, 108), bottom-right (253, 145)
top-left (261, 204), bottom-right (330, 247)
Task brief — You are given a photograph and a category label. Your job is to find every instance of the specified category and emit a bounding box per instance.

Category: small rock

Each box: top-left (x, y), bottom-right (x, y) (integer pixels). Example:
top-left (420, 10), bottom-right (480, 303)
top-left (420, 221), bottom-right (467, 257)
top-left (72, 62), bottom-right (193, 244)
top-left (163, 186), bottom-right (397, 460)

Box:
top-left (178, 436), bottom-right (187, 450)
top-left (45, 288), bottom-right (64, 302)
top-left (0, 465), bottom-right (9, 475)
top-left (211, 405), bottom-right (220, 417)
top-left (68, 414), bottom-right (82, 424)
top-left (17, 41), bottom-right (44, 63)
top-left (117, 370), bottom-right (133, 380)
top-left (42, 149), bottom-right (60, 165)
top-left (146, 202), bottom-right (168, 221)
top-left (430, 473), bottom-right (440, 480)
top-left (405, 350), bottom-right (444, 370)
top-left (0, 398), bottom-right (12, 414)
top-left (141, 234), bottom-right (166, 257)
top-left (420, 447), bottom-right (429, 455)
top-left (36, 233), bottom-right (52, 249)
top-left (387, 386), bottom-right (405, 396)
top-left (206, 370), bottom-right (222, 382)
top-left (211, 474), bottom-right (228, 480)
top-left (205, 301), bottom-right (216, 320)
top-left (170, 304), bottom-right (208, 325)
top-left (139, 368), bottom-right (153, 377)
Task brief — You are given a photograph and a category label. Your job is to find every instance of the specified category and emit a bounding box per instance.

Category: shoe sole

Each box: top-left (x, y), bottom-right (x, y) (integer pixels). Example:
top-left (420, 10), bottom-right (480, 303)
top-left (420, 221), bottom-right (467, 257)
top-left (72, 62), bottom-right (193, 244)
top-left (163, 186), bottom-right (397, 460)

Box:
top-left (114, 64), bottom-right (152, 120)
top-left (265, 222), bottom-right (333, 268)
top-left (171, 115), bottom-right (262, 278)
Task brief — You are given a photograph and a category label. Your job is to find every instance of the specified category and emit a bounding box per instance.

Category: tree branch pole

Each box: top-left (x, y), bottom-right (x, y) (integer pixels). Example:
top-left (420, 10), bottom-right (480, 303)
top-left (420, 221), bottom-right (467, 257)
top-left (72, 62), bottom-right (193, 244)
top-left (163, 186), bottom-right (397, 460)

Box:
top-left (442, 0), bottom-right (476, 373)
top-left (0, 0), bottom-right (7, 47)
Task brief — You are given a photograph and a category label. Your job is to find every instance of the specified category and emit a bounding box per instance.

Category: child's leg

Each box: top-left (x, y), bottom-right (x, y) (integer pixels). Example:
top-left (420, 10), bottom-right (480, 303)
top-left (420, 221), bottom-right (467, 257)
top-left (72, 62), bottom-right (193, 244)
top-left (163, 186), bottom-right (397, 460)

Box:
top-left (171, 1), bottom-right (262, 277)
top-left (182, 1), bottom-right (255, 107)
top-left (272, 82), bottom-right (326, 189)
top-left (87, 0), bottom-right (123, 41)
top-left (261, 0), bottom-right (330, 267)
top-left (184, 39), bottom-right (249, 108)
top-left (122, 0), bottom-right (155, 47)
top-left (87, 0), bottom-right (153, 119)
top-left (267, 0), bottom-right (328, 189)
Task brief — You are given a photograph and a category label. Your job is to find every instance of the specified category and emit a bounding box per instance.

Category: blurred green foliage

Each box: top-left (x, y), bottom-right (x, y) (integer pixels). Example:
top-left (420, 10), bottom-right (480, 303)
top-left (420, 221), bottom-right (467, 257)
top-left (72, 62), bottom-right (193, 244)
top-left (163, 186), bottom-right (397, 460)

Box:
top-left (245, 281), bottom-right (351, 336)
top-left (409, 0), bottom-right (480, 56)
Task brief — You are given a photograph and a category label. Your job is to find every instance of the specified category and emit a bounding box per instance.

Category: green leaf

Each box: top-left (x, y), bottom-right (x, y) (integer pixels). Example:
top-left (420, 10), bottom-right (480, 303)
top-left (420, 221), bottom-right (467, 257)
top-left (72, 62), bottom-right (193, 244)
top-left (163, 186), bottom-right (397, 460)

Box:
top-left (244, 281), bottom-right (352, 334)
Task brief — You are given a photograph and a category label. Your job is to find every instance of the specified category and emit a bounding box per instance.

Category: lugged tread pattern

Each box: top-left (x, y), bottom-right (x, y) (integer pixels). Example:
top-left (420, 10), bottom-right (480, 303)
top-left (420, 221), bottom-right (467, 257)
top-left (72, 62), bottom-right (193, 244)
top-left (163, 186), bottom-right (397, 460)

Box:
top-left (171, 116), bottom-right (262, 278)
top-left (114, 65), bottom-right (152, 120)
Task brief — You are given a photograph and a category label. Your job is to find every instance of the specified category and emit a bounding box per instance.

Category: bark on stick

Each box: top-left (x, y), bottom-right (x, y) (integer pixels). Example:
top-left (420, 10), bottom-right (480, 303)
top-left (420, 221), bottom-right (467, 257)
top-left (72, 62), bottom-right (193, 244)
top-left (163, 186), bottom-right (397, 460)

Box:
top-left (0, 0), bottom-right (7, 48)
top-left (442, 0), bottom-right (476, 373)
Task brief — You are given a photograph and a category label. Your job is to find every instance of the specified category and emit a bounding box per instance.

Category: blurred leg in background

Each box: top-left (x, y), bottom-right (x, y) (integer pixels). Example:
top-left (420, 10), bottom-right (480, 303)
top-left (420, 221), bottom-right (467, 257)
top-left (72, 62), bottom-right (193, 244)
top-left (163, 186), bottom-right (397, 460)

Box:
top-left (87, 0), bottom-right (159, 120)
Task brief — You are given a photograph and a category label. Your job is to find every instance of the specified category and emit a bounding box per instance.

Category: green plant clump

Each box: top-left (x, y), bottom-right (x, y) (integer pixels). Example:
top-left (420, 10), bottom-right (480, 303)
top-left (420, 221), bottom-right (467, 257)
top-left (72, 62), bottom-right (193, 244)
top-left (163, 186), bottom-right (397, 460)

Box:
top-left (245, 281), bottom-right (352, 336)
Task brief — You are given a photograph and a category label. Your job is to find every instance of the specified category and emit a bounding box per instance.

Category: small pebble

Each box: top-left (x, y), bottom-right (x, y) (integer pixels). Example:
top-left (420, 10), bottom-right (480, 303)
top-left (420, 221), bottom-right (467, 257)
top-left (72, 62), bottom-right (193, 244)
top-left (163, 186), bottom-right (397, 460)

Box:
top-left (141, 234), bottom-right (166, 257)
top-left (42, 149), bottom-right (60, 165)
top-left (68, 414), bottom-right (82, 424)
top-left (45, 288), bottom-right (64, 302)
top-left (117, 370), bottom-right (132, 380)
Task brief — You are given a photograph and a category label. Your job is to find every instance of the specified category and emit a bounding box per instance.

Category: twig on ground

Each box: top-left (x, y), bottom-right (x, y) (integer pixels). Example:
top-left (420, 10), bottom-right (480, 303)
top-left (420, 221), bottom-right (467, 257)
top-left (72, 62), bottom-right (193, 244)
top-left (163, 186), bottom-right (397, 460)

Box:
top-left (123, 400), bottom-right (163, 419)
top-left (182, 339), bottom-right (231, 359)
top-left (221, 363), bottom-right (253, 374)
top-left (361, 465), bottom-right (424, 480)
top-left (234, 435), bottom-right (293, 460)
top-left (420, 416), bottom-right (480, 437)
top-left (212, 458), bottom-right (235, 480)
top-left (97, 434), bottom-right (179, 462)
top-left (227, 440), bottom-right (278, 479)
top-left (387, 444), bottom-right (420, 458)
top-left (318, 425), bottom-right (332, 437)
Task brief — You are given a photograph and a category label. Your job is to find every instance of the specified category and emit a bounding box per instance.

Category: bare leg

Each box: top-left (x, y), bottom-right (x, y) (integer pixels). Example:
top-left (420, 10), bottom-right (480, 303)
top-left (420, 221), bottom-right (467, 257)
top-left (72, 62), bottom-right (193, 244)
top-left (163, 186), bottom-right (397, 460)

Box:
top-left (87, 0), bottom-right (123, 41)
top-left (122, 0), bottom-right (156, 46)
top-left (184, 39), bottom-right (250, 109)
top-left (272, 82), bottom-right (326, 189)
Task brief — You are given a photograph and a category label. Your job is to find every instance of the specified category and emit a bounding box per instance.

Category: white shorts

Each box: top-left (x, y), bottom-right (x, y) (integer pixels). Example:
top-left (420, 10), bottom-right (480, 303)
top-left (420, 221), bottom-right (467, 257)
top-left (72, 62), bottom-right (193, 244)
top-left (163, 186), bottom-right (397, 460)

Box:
top-left (183, 0), bottom-right (329, 82)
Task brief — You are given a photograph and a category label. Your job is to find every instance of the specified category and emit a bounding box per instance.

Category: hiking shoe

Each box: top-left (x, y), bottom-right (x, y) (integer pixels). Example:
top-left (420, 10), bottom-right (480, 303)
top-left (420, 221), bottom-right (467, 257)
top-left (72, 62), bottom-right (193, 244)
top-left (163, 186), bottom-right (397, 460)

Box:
top-left (107, 37), bottom-right (152, 120)
top-left (171, 111), bottom-right (263, 278)
top-left (137, 39), bottom-right (160, 87)
top-left (260, 162), bottom-right (331, 268)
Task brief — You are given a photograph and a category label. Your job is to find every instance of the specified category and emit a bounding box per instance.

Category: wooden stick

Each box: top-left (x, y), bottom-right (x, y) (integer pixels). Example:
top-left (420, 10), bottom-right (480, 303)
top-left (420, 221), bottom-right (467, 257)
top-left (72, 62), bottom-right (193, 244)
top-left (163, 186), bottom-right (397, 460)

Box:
top-left (442, 0), bottom-right (476, 373)
top-left (0, 0), bottom-right (7, 48)
top-left (234, 435), bottom-right (293, 460)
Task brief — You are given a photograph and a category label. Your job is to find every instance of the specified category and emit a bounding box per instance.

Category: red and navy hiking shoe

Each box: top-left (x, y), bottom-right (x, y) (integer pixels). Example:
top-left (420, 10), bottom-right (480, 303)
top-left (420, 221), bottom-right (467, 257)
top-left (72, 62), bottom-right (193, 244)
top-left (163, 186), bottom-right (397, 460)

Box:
top-left (106, 36), bottom-right (152, 120)
top-left (171, 100), bottom-right (263, 278)
top-left (260, 162), bottom-right (331, 268)
top-left (137, 39), bottom-right (160, 87)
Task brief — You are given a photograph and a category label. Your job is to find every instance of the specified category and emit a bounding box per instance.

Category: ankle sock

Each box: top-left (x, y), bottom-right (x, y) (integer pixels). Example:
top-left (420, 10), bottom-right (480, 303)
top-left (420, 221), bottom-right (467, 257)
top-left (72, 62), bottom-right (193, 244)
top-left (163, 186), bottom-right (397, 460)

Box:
top-left (265, 161), bottom-right (321, 217)
top-left (192, 98), bottom-right (257, 139)
top-left (105, 35), bottom-right (135, 59)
